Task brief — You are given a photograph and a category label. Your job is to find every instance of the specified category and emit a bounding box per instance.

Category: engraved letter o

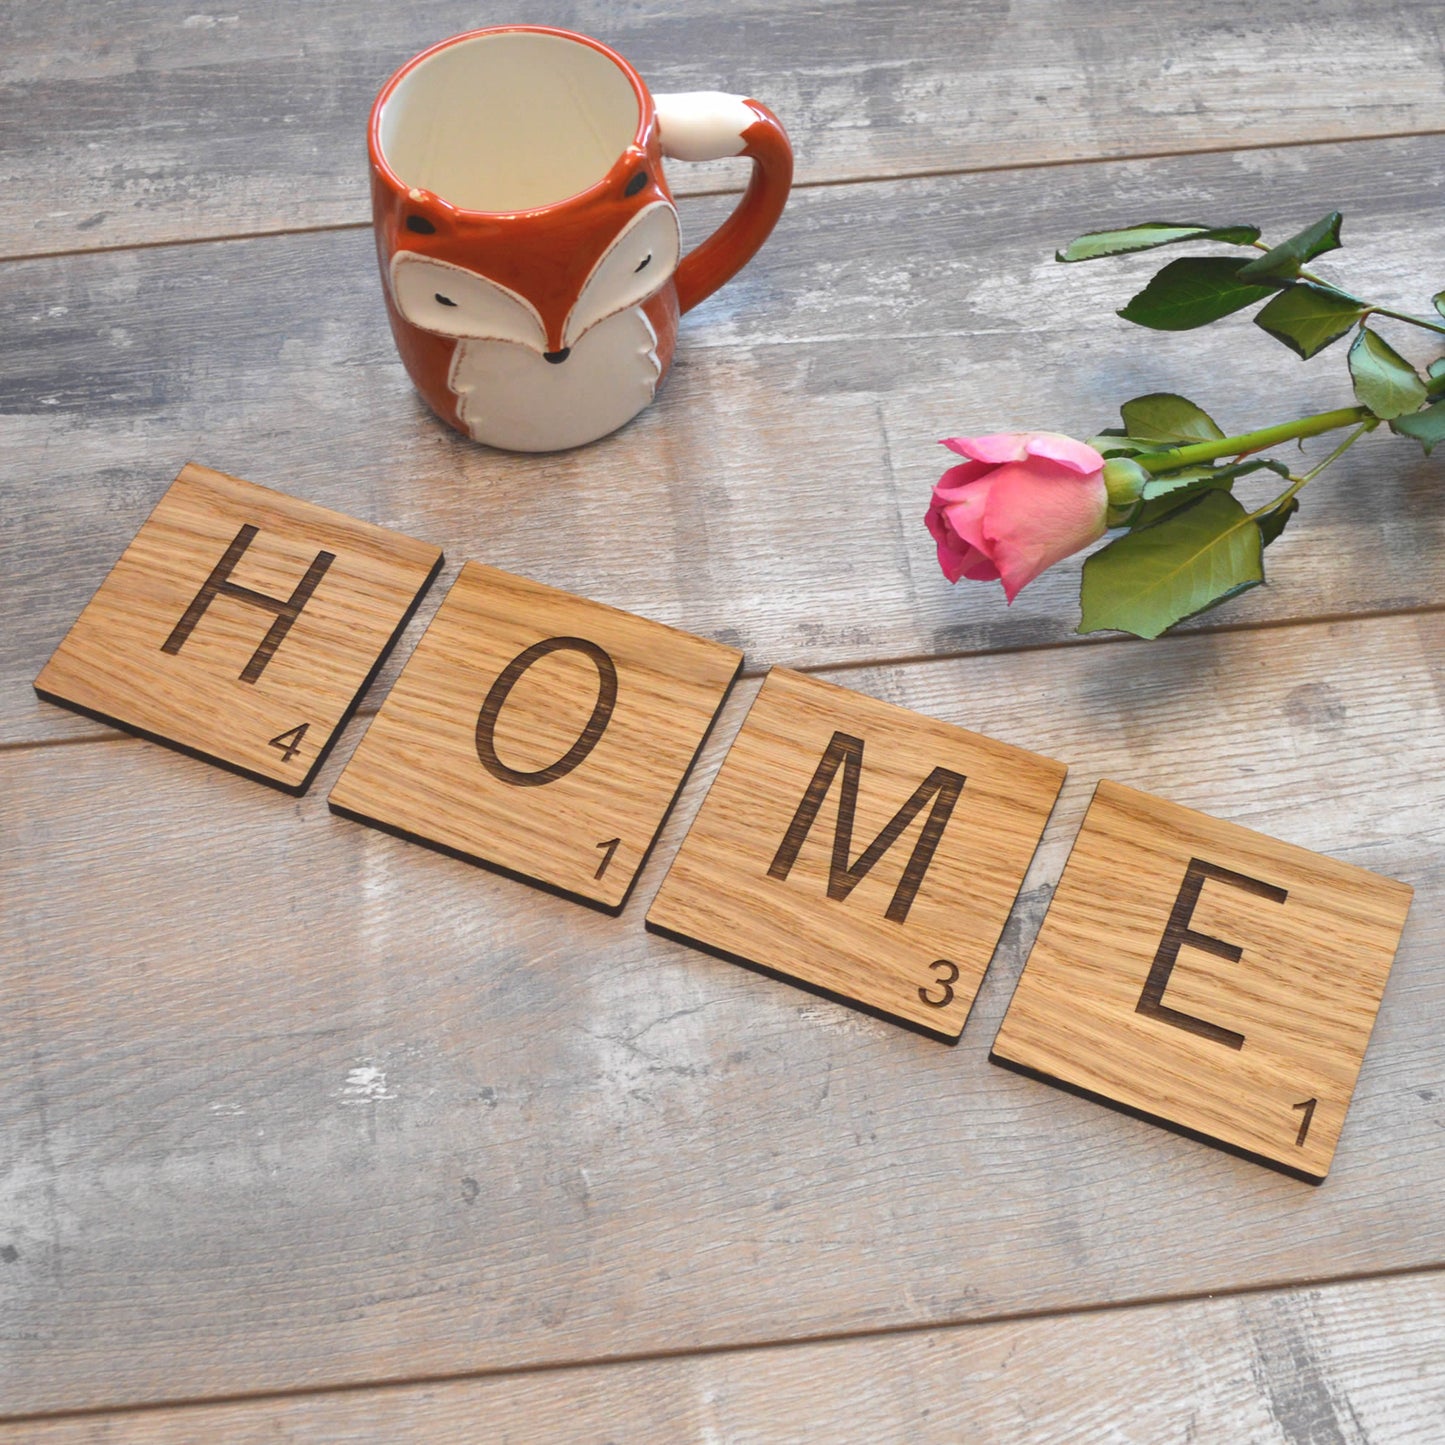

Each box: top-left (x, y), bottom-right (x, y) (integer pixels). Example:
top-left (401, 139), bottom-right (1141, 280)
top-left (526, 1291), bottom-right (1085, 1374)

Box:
top-left (475, 636), bottom-right (619, 787)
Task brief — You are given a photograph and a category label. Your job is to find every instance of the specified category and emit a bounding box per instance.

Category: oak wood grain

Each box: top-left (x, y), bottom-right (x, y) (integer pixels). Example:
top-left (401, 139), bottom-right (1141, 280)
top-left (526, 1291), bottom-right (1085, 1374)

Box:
top-left (991, 781), bottom-right (1412, 1180)
top-left (4, 0), bottom-right (1443, 256)
top-left (5, 1271), bottom-right (1442, 1442)
top-left (3, 612), bottom-right (1440, 1415)
top-left (329, 562), bottom-right (742, 912)
top-left (648, 667), bottom-right (1066, 1039)
top-left (33, 462), bottom-right (443, 792)
top-left (5, 136), bottom-right (1443, 748)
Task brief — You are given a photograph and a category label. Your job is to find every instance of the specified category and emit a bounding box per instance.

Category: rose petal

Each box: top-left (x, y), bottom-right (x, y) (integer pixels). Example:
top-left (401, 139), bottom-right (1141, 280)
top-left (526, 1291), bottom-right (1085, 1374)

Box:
top-left (937, 474), bottom-right (995, 554)
top-left (978, 459), bottom-right (1108, 602)
top-left (925, 500), bottom-right (969, 582)
top-left (923, 498), bottom-right (953, 550)
top-left (926, 496), bottom-right (998, 583)
top-left (941, 433), bottom-right (1030, 466)
top-left (931, 459), bottom-right (992, 498)
top-left (1023, 432), bottom-right (1106, 475)
top-left (932, 530), bottom-right (992, 584)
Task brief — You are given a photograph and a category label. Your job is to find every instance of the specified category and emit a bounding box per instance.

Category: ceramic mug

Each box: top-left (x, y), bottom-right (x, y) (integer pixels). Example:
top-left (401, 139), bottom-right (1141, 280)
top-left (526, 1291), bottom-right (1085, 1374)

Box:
top-left (368, 26), bottom-right (792, 453)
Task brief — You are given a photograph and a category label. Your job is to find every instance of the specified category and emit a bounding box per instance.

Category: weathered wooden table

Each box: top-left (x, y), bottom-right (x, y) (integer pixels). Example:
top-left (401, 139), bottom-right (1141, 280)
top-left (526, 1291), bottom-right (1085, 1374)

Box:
top-left (3, 2), bottom-right (1443, 1438)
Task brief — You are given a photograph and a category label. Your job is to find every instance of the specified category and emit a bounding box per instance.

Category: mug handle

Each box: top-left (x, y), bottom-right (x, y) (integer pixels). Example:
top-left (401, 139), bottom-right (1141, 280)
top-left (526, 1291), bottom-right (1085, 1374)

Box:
top-left (655, 92), bottom-right (793, 315)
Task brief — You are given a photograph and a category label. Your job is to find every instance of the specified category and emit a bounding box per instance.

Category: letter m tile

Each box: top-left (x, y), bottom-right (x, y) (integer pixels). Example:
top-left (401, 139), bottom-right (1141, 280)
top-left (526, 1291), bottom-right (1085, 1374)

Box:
top-left (767, 731), bottom-right (965, 924)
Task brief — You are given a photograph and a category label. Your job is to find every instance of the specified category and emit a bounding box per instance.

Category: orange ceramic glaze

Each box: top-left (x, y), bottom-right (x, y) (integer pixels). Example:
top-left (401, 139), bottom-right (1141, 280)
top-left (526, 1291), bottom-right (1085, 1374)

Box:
top-left (369, 27), bottom-right (791, 452)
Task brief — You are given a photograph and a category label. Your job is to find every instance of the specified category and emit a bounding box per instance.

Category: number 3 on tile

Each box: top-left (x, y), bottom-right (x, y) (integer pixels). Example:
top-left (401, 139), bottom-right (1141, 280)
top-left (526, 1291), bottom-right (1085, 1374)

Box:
top-left (919, 959), bottom-right (959, 1008)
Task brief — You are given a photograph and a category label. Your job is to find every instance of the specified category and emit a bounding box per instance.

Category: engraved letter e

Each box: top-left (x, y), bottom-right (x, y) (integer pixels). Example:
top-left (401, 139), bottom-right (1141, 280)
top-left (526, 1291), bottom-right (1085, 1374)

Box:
top-left (1136, 858), bottom-right (1288, 1050)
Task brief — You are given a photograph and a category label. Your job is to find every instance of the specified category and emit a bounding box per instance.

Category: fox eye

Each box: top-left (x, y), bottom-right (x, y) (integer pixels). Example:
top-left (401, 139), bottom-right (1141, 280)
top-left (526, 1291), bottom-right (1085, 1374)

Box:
top-left (624, 170), bottom-right (648, 197)
top-left (406, 215), bottom-right (436, 234)
top-left (633, 253), bottom-right (652, 274)
top-left (434, 292), bottom-right (457, 306)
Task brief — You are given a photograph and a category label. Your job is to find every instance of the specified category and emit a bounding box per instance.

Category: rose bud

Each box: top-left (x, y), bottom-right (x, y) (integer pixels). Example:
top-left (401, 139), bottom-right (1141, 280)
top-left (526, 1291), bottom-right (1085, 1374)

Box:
top-left (925, 432), bottom-right (1109, 601)
top-left (1102, 456), bottom-right (1150, 522)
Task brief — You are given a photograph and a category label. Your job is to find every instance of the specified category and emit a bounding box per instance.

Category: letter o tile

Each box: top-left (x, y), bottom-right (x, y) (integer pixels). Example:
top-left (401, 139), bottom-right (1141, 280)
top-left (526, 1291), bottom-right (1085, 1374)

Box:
top-left (328, 563), bottom-right (742, 912)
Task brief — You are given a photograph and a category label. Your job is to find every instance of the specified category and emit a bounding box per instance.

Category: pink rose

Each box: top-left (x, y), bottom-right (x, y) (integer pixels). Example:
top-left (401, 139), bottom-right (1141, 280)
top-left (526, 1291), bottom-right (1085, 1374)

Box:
top-left (925, 432), bottom-right (1109, 601)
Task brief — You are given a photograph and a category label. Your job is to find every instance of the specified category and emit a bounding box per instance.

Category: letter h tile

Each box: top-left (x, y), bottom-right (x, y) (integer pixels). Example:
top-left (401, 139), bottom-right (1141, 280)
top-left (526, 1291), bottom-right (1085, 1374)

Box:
top-left (34, 463), bottom-right (442, 792)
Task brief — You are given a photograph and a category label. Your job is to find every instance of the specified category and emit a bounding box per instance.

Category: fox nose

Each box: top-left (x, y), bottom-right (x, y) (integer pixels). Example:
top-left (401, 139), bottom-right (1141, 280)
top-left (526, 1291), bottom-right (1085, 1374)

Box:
top-left (543, 348), bottom-right (571, 365)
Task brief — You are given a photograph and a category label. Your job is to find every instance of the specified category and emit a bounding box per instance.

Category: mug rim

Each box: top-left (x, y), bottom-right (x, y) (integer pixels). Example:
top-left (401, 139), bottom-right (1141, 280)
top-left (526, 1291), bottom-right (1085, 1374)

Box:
top-left (368, 25), bottom-right (655, 219)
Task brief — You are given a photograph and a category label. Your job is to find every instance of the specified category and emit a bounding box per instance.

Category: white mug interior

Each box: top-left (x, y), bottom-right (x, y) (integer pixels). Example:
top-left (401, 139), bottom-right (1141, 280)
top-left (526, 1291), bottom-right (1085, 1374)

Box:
top-left (377, 31), bottom-right (642, 213)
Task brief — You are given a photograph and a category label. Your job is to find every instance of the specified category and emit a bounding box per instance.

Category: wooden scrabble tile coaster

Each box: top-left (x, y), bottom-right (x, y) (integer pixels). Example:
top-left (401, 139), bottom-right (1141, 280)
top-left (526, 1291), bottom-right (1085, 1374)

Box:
top-left (328, 562), bottom-right (743, 913)
top-left (34, 463), bottom-right (443, 793)
top-left (990, 780), bottom-right (1414, 1182)
top-left (646, 668), bottom-right (1067, 1041)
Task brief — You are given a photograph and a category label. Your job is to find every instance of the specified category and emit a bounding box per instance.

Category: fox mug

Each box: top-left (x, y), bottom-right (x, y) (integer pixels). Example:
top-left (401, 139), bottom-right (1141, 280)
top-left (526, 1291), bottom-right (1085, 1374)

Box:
top-left (368, 26), bottom-right (793, 452)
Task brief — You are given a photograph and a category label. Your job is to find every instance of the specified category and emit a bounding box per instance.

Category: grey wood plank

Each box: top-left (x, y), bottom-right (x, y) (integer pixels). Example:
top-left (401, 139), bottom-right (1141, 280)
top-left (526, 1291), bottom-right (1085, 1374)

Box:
top-left (2, 611), bottom-right (1440, 1414)
top-left (6, 1271), bottom-right (1443, 1442)
top-left (3, 0), bottom-right (1443, 257)
top-left (6, 136), bottom-right (1444, 747)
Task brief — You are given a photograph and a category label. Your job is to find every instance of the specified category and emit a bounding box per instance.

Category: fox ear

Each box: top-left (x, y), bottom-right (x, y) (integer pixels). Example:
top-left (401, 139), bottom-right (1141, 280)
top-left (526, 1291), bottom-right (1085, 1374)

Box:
top-left (564, 201), bottom-right (681, 348)
top-left (390, 252), bottom-right (546, 347)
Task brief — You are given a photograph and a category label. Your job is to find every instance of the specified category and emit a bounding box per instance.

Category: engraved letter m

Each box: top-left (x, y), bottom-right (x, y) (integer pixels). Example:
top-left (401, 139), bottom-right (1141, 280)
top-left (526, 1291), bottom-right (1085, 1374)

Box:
top-left (768, 731), bottom-right (965, 925)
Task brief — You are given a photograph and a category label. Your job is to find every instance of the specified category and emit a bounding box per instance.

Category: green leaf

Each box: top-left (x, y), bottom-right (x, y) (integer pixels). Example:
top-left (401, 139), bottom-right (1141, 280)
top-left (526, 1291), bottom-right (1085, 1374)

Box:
top-left (1141, 467), bottom-right (1219, 500)
top-left (1119, 393), bottom-right (1225, 443)
top-left (1123, 457), bottom-right (1293, 531)
top-left (1236, 211), bottom-right (1344, 282)
top-left (1128, 475), bottom-right (1231, 530)
top-left (1057, 221), bottom-right (1261, 263)
top-left (1253, 282), bottom-right (1366, 359)
top-left (1256, 497), bottom-right (1300, 548)
top-left (1427, 358), bottom-right (1445, 396)
top-left (1079, 490), bottom-right (1264, 639)
top-left (1087, 432), bottom-right (1175, 459)
top-left (1349, 327), bottom-right (1427, 420)
top-left (1118, 257), bottom-right (1276, 331)
top-left (1389, 397), bottom-right (1445, 454)
top-left (1210, 457), bottom-right (1292, 484)
top-left (1139, 457), bottom-right (1290, 501)
top-left (1433, 291), bottom-right (1445, 319)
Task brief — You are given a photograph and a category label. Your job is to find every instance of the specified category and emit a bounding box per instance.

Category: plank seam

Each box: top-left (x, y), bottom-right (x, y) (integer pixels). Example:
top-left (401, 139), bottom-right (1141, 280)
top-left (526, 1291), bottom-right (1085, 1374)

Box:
top-left (2, 128), bottom-right (1442, 267)
top-left (5, 1259), bottom-right (1443, 1426)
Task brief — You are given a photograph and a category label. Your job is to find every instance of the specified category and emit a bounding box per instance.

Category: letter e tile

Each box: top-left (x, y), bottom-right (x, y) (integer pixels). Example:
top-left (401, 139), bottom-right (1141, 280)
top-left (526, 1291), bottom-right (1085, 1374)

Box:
top-left (646, 668), bottom-right (1067, 1041)
top-left (990, 781), bottom-right (1414, 1181)
top-left (328, 563), bottom-right (743, 912)
top-left (33, 463), bottom-right (443, 792)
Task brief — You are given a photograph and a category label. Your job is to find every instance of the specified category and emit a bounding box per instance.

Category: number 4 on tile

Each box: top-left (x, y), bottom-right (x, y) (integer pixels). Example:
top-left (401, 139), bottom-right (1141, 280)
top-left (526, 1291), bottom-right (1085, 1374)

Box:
top-left (268, 723), bottom-right (311, 763)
